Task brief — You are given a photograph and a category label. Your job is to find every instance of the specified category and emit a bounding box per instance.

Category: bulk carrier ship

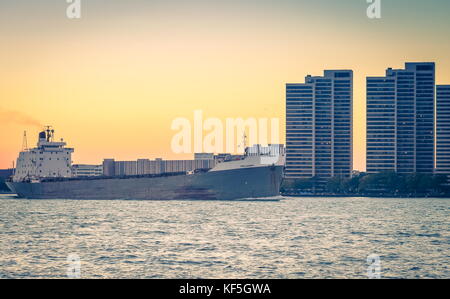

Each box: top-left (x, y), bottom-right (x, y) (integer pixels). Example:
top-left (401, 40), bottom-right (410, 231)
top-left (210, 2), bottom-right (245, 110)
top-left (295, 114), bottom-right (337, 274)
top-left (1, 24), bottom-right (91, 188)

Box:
top-left (6, 127), bottom-right (285, 200)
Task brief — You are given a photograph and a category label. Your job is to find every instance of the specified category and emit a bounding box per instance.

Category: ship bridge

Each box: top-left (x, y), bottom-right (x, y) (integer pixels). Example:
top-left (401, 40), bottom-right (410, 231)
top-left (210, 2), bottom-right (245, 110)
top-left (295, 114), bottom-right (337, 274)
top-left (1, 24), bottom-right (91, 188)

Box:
top-left (13, 126), bottom-right (74, 182)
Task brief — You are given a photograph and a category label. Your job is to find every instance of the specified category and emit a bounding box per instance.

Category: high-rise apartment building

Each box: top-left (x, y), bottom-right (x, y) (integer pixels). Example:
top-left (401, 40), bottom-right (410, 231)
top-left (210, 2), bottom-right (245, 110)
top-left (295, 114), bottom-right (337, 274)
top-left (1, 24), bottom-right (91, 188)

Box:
top-left (286, 70), bottom-right (353, 180)
top-left (436, 85), bottom-right (450, 179)
top-left (366, 62), bottom-right (435, 174)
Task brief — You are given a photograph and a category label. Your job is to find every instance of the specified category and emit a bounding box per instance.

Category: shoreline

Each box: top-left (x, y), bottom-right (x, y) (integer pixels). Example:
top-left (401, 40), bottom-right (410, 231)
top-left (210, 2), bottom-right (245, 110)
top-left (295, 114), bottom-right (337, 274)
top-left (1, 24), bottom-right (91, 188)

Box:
top-left (281, 193), bottom-right (450, 199)
top-left (1, 193), bottom-right (448, 200)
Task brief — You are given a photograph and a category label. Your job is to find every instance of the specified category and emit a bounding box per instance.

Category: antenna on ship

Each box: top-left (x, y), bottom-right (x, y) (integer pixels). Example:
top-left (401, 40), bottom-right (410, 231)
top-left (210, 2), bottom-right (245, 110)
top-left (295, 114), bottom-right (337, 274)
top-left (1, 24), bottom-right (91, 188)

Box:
top-left (44, 125), bottom-right (54, 142)
top-left (238, 132), bottom-right (248, 155)
top-left (22, 131), bottom-right (28, 151)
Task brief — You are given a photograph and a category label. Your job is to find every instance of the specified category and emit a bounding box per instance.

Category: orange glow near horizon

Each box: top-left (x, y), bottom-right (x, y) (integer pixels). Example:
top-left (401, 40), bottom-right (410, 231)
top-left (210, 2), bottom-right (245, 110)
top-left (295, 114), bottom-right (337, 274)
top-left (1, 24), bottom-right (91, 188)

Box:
top-left (1, 1), bottom-right (450, 171)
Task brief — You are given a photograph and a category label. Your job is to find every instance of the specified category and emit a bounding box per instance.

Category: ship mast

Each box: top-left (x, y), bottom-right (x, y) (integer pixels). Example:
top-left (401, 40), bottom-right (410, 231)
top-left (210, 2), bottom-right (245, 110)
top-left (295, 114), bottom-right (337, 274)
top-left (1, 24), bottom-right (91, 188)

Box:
top-left (44, 125), bottom-right (55, 142)
top-left (240, 133), bottom-right (248, 156)
top-left (22, 131), bottom-right (28, 151)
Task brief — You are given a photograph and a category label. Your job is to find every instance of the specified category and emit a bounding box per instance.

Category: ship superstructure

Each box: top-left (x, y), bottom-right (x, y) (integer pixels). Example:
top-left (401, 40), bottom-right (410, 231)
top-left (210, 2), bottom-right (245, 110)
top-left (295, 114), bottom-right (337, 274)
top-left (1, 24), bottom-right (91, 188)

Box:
top-left (13, 127), bottom-right (74, 182)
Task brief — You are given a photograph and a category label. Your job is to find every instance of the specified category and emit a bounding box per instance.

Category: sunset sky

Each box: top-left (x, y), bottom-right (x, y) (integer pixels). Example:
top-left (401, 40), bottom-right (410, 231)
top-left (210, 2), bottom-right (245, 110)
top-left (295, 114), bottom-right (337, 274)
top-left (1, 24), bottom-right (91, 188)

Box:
top-left (1, 0), bottom-right (450, 170)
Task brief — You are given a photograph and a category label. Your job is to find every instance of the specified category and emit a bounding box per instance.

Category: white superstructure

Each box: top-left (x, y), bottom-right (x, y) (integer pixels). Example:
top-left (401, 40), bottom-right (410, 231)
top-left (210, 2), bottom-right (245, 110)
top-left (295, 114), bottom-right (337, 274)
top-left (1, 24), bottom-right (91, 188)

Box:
top-left (210, 144), bottom-right (285, 172)
top-left (13, 127), bottom-right (74, 182)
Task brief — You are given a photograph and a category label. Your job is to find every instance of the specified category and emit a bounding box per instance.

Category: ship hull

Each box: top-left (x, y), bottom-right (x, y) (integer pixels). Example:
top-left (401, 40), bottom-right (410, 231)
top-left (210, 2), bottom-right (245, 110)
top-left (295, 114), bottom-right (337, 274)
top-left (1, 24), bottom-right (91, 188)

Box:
top-left (6, 166), bottom-right (283, 200)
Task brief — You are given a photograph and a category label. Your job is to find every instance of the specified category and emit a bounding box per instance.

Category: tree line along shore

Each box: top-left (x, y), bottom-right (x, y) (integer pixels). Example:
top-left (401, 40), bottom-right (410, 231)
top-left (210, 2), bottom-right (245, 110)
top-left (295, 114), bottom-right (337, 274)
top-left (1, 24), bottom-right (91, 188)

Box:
top-left (281, 172), bottom-right (450, 198)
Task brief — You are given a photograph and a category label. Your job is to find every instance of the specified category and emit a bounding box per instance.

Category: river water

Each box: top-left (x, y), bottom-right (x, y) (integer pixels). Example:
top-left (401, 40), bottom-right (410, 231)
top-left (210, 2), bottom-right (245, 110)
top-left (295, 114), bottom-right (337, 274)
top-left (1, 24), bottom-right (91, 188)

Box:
top-left (0, 194), bottom-right (448, 279)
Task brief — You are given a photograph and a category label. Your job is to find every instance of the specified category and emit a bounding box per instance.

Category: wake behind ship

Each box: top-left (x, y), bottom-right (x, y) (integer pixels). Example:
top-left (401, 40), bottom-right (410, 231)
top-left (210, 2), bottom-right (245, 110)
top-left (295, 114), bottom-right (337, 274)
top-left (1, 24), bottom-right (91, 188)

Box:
top-left (6, 128), bottom-right (284, 200)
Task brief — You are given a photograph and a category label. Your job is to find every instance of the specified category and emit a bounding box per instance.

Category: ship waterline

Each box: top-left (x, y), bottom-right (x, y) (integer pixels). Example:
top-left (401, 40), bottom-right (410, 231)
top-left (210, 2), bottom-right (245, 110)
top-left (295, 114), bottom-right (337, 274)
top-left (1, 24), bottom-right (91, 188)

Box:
top-left (7, 165), bottom-right (284, 200)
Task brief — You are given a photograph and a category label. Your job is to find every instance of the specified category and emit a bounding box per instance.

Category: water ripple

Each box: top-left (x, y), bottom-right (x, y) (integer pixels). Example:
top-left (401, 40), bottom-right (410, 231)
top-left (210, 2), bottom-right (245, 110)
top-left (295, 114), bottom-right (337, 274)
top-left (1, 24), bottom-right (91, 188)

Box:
top-left (0, 196), bottom-right (448, 279)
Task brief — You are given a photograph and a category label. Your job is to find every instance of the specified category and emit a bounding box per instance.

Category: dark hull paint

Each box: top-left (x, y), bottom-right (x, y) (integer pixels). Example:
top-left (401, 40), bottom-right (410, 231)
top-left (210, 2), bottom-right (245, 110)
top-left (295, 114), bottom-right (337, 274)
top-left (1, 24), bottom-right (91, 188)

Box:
top-left (6, 166), bottom-right (283, 200)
